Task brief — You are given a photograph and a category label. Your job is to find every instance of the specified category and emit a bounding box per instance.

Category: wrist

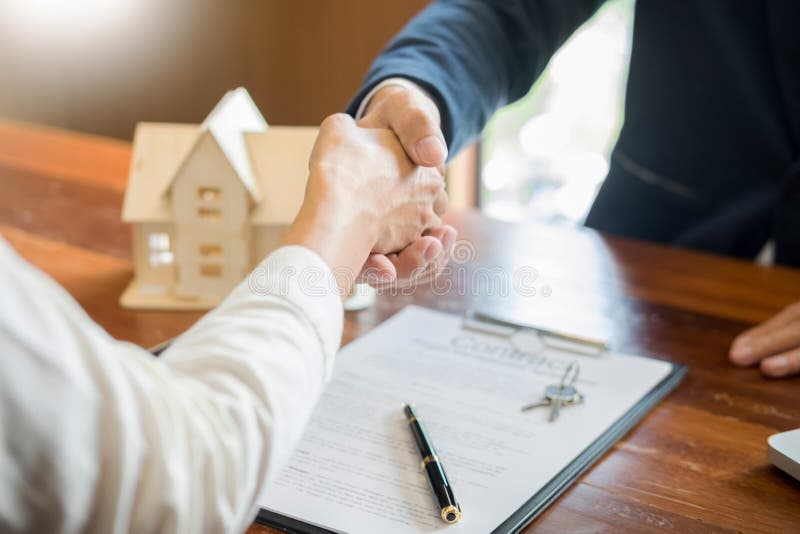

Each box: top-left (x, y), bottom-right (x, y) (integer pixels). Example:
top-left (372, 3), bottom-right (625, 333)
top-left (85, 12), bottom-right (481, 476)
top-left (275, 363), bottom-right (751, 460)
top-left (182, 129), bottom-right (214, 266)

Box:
top-left (281, 173), bottom-right (377, 295)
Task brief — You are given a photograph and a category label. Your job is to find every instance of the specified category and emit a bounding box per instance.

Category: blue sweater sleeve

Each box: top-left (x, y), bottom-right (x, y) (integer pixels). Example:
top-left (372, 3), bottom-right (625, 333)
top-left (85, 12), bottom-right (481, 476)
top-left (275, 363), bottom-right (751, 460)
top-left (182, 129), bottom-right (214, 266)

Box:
top-left (346, 0), bottom-right (605, 157)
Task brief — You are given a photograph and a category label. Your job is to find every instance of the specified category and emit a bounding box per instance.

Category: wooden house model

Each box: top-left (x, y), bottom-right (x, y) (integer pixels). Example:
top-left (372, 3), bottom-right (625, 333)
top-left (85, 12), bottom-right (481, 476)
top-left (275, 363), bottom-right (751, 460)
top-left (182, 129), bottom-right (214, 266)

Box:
top-left (120, 87), bottom-right (317, 310)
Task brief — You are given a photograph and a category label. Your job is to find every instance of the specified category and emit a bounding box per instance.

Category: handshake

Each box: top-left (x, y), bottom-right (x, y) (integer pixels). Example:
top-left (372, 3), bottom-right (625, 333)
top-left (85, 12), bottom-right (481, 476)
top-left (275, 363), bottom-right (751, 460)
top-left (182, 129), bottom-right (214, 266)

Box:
top-left (283, 84), bottom-right (455, 293)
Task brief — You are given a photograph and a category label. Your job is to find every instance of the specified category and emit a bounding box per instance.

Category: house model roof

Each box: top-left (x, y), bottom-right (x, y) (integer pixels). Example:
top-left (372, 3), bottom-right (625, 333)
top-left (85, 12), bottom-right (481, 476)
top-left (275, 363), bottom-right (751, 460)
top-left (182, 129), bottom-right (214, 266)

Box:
top-left (190, 87), bottom-right (267, 202)
top-left (245, 128), bottom-right (317, 225)
top-left (122, 89), bottom-right (316, 226)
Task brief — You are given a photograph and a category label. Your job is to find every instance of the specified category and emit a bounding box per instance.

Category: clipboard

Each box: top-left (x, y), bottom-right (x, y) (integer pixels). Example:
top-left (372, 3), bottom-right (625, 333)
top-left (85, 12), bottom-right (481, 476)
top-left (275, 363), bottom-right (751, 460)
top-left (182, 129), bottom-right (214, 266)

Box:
top-left (253, 308), bottom-right (687, 534)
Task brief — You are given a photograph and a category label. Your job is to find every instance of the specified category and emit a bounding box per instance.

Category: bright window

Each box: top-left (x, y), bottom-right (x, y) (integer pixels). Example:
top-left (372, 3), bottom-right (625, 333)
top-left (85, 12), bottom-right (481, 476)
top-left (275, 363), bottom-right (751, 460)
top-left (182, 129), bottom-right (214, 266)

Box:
top-left (148, 232), bottom-right (173, 266)
top-left (481, 0), bottom-right (634, 226)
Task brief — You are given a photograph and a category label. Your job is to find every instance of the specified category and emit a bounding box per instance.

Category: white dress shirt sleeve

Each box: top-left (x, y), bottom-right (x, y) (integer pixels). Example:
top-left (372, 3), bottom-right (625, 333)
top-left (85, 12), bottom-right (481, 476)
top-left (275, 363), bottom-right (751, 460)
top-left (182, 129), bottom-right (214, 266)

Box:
top-left (0, 239), bottom-right (342, 534)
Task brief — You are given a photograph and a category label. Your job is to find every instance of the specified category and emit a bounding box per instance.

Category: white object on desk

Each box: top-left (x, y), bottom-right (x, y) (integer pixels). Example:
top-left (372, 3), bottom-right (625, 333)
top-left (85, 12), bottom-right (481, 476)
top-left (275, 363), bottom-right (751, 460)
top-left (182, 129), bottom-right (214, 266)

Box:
top-left (768, 428), bottom-right (800, 482)
top-left (343, 282), bottom-right (377, 311)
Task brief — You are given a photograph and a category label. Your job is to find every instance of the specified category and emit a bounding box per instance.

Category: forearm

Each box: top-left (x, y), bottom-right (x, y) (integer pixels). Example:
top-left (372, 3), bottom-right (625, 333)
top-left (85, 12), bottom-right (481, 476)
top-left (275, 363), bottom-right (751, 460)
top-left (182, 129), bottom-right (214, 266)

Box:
top-left (0, 241), bottom-right (341, 533)
top-left (347, 0), bottom-right (605, 156)
top-left (156, 246), bottom-right (342, 529)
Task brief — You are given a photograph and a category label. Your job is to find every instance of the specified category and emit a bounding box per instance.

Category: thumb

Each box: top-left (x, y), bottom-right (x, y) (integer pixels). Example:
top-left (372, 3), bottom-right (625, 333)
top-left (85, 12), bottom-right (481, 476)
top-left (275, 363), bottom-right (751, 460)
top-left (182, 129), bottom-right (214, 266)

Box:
top-left (390, 108), bottom-right (448, 167)
top-left (360, 87), bottom-right (448, 167)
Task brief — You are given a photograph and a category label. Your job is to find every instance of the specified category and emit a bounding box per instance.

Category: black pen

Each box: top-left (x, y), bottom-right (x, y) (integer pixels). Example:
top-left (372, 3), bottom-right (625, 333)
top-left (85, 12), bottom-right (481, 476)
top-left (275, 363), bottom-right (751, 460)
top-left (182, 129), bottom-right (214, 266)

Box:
top-left (403, 404), bottom-right (462, 524)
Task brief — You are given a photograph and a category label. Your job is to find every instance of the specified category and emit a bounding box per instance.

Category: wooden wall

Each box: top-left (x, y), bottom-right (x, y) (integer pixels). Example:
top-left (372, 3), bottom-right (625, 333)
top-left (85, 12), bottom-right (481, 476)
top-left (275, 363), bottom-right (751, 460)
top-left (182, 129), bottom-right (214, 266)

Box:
top-left (0, 0), bottom-right (429, 139)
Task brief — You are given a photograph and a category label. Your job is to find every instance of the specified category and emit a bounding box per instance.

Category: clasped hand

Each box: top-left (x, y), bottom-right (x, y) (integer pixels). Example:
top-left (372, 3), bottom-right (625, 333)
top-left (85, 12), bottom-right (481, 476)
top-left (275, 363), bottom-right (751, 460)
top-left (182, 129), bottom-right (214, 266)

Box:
top-left (283, 113), bottom-right (454, 294)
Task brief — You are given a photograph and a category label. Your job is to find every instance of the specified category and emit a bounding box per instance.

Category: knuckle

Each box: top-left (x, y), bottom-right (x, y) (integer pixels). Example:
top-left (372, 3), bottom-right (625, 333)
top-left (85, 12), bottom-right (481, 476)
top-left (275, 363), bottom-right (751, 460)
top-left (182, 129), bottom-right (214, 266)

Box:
top-left (434, 192), bottom-right (449, 215)
top-left (385, 86), bottom-right (413, 107)
top-left (321, 112), bottom-right (351, 130)
top-left (399, 106), bottom-right (436, 133)
top-left (423, 175), bottom-right (444, 196)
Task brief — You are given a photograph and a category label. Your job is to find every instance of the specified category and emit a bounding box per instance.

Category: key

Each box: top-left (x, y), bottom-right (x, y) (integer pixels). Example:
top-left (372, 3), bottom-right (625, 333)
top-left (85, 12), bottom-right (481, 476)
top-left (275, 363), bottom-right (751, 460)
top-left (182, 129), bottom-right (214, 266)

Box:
top-left (546, 384), bottom-right (577, 421)
top-left (520, 398), bottom-right (550, 411)
top-left (543, 384), bottom-right (580, 402)
top-left (521, 363), bottom-right (584, 420)
top-left (548, 395), bottom-right (563, 422)
top-left (520, 385), bottom-right (581, 412)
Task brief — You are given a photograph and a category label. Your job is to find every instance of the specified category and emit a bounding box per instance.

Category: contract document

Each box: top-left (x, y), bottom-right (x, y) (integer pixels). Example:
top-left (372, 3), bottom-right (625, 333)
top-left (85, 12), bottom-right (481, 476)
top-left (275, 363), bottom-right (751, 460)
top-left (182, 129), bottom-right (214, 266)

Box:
top-left (258, 306), bottom-right (684, 533)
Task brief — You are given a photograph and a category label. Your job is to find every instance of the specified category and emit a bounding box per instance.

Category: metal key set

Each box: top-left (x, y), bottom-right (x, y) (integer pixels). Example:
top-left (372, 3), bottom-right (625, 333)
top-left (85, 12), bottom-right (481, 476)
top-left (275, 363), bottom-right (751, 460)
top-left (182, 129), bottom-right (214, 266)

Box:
top-left (521, 362), bottom-right (584, 422)
top-left (461, 310), bottom-right (596, 424)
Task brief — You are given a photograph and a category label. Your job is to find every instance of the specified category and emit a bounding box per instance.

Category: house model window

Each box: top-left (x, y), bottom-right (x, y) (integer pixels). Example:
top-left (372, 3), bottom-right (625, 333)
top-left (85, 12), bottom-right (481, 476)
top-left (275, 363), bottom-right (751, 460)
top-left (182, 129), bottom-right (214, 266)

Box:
top-left (199, 242), bottom-right (223, 277)
top-left (197, 186), bottom-right (221, 202)
top-left (199, 243), bottom-right (223, 257)
top-left (197, 206), bottom-right (222, 220)
top-left (148, 232), bottom-right (173, 266)
top-left (200, 263), bottom-right (222, 276)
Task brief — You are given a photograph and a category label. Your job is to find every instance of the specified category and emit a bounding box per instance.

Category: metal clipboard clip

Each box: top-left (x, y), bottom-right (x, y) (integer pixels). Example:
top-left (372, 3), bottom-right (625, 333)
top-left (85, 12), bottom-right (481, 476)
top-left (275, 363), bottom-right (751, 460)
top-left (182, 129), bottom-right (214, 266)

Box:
top-left (462, 309), bottom-right (609, 356)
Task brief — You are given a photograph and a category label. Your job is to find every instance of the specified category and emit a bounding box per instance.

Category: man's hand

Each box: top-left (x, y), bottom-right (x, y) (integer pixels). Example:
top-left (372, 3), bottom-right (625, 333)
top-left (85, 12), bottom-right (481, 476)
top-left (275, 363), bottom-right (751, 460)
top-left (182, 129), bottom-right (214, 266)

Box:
top-left (729, 302), bottom-right (800, 377)
top-left (284, 113), bottom-right (446, 295)
top-left (358, 83), bottom-right (453, 285)
top-left (359, 84), bottom-right (448, 167)
top-left (359, 225), bottom-right (457, 287)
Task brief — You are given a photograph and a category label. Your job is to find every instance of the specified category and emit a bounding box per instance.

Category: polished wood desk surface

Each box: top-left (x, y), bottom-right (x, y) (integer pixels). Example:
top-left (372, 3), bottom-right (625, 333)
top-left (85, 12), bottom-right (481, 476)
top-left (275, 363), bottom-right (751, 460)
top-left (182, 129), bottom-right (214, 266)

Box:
top-left (1, 119), bottom-right (799, 532)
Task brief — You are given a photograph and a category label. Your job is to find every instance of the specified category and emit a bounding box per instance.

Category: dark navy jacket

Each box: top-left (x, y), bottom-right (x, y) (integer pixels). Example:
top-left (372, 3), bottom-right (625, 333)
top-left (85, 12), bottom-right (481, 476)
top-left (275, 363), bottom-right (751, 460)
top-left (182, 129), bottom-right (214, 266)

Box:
top-left (347, 0), bottom-right (800, 267)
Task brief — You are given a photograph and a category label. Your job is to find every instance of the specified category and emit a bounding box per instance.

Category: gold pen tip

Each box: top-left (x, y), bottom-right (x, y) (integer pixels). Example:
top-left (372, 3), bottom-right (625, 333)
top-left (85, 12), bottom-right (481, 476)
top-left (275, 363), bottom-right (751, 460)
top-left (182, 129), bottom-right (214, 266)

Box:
top-left (441, 504), bottom-right (462, 524)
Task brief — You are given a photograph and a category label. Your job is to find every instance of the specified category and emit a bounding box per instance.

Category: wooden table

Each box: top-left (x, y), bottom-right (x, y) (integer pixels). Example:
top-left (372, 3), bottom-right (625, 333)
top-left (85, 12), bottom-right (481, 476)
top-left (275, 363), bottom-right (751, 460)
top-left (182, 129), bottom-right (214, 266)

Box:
top-left (2, 119), bottom-right (799, 532)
